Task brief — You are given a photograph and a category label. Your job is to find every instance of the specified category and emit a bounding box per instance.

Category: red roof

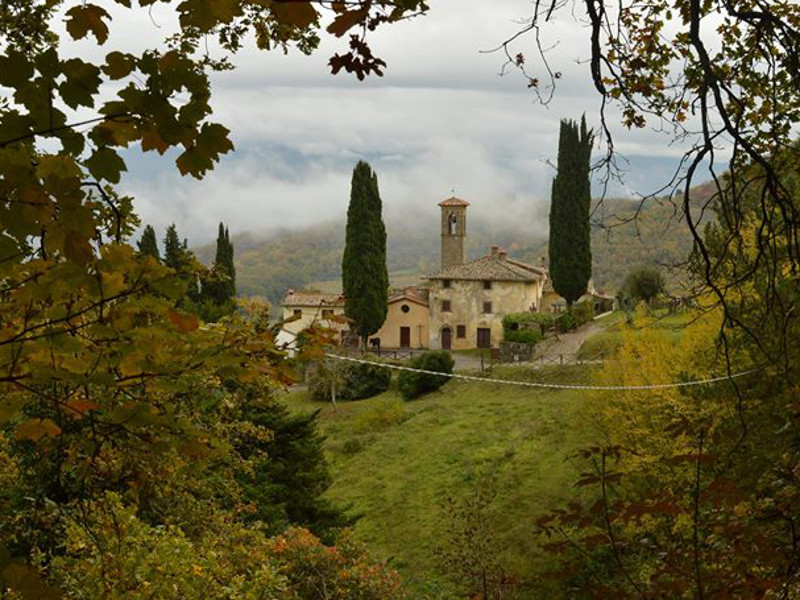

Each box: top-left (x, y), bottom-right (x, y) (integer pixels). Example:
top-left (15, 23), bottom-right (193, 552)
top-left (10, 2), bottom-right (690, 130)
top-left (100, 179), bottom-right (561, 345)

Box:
top-left (388, 286), bottom-right (429, 307)
top-left (283, 290), bottom-right (345, 307)
top-left (438, 196), bottom-right (470, 207)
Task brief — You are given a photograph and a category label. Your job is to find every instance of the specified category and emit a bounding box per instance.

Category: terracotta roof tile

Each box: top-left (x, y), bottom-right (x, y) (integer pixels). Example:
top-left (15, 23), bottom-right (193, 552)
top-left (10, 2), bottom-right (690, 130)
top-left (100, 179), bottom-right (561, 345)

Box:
top-left (389, 286), bottom-right (429, 306)
top-left (283, 290), bottom-right (345, 307)
top-left (438, 196), bottom-right (470, 207)
top-left (425, 252), bottom-right (545, 282)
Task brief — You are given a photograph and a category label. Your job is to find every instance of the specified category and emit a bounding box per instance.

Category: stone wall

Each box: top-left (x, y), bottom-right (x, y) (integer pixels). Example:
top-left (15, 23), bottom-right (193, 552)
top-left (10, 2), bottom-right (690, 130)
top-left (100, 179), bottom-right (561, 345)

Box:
top-left (499, 341), bottom-right (537, 363)
top-left (429, 279), bottom-right (544, 350)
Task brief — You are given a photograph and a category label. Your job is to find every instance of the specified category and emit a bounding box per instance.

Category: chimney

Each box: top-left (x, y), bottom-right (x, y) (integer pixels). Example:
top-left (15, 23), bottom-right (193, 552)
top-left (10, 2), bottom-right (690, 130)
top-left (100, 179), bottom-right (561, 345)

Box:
top-left (490, 245), bottom-right (500, 255)
top-left (540, 256), bottom-right (546, 268)
top-left (498, 249), bottom-right (507, 261)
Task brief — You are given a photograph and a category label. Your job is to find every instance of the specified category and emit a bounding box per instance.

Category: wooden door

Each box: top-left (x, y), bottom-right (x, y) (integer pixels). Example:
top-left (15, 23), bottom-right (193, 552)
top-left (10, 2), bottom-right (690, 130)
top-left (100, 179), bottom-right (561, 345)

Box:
top-left (477, 327), bottom-right (491, 349)
top-left (441, 327), bottom-right (452, 350)
top-left (400, 326), bottom-right (411, 348)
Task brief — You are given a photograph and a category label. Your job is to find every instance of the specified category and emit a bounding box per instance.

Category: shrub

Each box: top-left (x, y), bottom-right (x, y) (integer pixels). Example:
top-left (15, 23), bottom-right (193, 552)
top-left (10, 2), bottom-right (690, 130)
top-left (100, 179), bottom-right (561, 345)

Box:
top-left (555, 311), bottom-right (576, 333)
top-left (309, 360), bottom-right (391, 402)
top-left (502, 312), bottom-right (554, 339)
top-left (572, 301), bottom-right (595, 326)
top-left (622, 265), bottom-right (665, 305)
top-left (397, 350), bottom-right (454, 400)
top-left (503, 328), bottom-right (543, 345)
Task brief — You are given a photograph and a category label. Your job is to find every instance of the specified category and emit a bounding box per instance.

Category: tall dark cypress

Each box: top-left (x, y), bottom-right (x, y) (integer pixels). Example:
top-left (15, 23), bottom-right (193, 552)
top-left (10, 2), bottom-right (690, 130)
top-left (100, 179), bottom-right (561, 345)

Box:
top-left (207, 222), bottom-right (236, 304)
top-left (163, 224), bottom-right (201, 304)
top-left (548, 116), bottom-right (593, 308)
top-left (223, 225), bottom-right (236, 299)
top-left (136, 224), bottom-right (160, 261)
top-left (341, 161), bottom-right (389, 347)
top-left (163, 224), bottom-right (185, 271)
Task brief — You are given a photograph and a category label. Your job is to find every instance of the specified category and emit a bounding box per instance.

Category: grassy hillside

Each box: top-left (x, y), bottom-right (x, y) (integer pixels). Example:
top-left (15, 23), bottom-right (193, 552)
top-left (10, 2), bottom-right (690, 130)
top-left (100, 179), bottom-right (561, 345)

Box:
top-left (280, 367), bottom-right (600, 598)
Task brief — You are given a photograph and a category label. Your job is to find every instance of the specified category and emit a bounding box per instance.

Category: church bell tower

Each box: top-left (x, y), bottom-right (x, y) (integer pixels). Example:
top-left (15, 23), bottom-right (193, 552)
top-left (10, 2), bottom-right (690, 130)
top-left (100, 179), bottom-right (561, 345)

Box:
top-left (439, 196), bottom-right (469, 269)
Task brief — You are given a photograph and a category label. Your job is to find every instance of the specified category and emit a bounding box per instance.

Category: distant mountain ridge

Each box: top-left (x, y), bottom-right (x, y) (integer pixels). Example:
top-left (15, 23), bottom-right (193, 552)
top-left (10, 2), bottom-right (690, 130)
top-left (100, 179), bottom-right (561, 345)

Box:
top-left (195, 196), bottom-right (699, 306)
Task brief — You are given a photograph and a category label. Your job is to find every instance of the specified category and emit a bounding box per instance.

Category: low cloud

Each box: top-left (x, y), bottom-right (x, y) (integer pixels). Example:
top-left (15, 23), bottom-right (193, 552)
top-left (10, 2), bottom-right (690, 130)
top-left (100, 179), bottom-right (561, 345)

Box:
top-left (68, 0), bottom-right (690, 244)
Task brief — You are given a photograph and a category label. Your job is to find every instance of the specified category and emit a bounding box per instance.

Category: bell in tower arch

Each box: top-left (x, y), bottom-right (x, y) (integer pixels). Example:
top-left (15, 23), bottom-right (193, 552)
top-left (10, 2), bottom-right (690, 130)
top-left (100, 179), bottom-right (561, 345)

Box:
top-left (439, 195), bottom-right (469, 269)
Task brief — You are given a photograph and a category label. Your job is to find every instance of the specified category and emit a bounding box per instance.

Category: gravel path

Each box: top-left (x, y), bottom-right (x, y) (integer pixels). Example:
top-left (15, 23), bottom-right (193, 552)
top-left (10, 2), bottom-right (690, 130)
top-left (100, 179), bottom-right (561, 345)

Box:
top-left (532, 320), bottom-right (607, 363)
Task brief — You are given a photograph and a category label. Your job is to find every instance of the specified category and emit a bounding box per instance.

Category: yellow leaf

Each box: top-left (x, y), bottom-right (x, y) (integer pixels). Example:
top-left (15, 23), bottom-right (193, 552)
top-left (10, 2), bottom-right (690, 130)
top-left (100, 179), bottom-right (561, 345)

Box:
top-left (63, 230), bottom-right (94, 265)
top-left (327, 9), bottom-right (367, 37)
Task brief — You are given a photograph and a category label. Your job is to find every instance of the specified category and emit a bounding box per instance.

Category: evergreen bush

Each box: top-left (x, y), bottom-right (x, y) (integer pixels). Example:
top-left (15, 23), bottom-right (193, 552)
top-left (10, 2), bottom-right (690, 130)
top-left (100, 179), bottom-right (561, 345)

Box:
top-left (397, 350), bottom-right (454, 400)
top-left (309, 361), bottom-right (391, 402)
top-left (555, 312), bottom-right (577, 333)
top-left (572, 301), bottom-right (595, 326)
top-left (503, 328), bottom-right (543, 345)
top-left (502, 312), bottom-right (553, 341)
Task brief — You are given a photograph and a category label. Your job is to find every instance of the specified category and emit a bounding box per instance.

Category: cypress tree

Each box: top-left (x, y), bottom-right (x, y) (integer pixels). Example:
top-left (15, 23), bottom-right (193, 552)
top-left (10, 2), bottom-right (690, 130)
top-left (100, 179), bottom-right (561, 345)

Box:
top-left (136, 224), bottom-right (160, 261)
top-left (223, 225), bottom-right (236, 299)
top-left (205, 222), bottom-right (237, 305)
top-left (548, 116), bottom-right (593, 308)
top-left (163, 224), bottom-right (201, 305)
top-left (341, 161), bottom-right (389, 347)
top-left (163, 224), bottom-right (186, 271)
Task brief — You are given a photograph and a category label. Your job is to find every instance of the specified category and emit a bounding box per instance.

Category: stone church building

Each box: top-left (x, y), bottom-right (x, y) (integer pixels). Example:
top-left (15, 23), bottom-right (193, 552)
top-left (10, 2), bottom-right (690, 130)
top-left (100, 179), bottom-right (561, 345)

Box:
top-left (425, 196), bottom-right (547, 349)
top-left (282, 196), bottom-right (571, 351)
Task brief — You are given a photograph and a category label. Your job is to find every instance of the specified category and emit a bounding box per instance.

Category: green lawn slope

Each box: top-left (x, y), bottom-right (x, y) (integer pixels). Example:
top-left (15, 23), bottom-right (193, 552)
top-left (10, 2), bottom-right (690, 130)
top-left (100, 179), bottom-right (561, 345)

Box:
top-left (281, 368), bottom-right (600, 598)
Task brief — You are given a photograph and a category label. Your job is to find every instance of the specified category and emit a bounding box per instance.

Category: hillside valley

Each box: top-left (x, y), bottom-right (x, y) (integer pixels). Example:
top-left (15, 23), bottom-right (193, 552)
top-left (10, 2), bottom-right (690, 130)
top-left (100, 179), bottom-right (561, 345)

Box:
top-left (196, 196), bottom-right (698, 305)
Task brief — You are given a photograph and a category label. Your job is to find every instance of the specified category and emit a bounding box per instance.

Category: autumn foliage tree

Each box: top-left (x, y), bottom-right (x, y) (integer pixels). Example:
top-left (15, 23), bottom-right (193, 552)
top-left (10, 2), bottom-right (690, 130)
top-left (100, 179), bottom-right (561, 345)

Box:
top-left (0, 0), bottom-right (428, 596)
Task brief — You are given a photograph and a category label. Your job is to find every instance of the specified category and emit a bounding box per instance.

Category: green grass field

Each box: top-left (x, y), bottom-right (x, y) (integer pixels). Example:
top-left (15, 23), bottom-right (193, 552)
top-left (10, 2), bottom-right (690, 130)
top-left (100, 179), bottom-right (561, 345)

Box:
top-left (280, 366), bottom-right (600, 598)
top-left (577, 308), bottom-right (694, 360)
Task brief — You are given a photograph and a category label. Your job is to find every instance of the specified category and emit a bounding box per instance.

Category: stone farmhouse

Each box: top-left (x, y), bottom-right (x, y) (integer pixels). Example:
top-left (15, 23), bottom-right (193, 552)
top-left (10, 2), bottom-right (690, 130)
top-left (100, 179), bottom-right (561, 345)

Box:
top-left (281, 196), bottom-right (611, 350)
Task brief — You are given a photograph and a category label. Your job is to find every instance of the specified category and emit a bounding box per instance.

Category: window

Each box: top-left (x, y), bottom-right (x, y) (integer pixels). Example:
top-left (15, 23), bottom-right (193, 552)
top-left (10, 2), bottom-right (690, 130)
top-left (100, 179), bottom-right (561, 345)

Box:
top-left (456, 325), bottom-right (466, 338)
top-left (483, 301), bottom-right (492, 314)
top-left (442, 300), bottom-right (451, 312)
top-left (483, 280), bottom-right (492, 290)
top-left (321, 309), bottom-right (333, 319)
top-left (293, 309), bottom-right (302, 317)
top-left (401, 304), bottom-right (410, 313)
top-left (442, 279), bottom-right (451, 289)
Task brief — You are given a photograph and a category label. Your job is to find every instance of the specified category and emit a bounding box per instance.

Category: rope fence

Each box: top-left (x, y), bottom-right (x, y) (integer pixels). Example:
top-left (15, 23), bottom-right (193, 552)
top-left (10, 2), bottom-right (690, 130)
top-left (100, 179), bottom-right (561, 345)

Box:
top-left (323, 353), bottom-right (760, 392)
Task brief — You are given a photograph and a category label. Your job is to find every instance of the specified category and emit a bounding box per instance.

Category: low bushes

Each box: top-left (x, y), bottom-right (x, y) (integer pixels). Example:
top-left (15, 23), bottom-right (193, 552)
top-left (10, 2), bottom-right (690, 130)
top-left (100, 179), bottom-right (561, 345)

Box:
top-left (502, 312), bottom-right (553, 344)
top-left (309, 360), bottom-right (391, 402)
top-left (572, 301), bottom-right (595, 326)
top-left (554, 302), bottom-right (594, 333)
top-left (503, 328), bottom-right (542, 345)
top-left (555, 311), bottom-right (576, 333)
top-left (397, 350), bottom-right (454, 400)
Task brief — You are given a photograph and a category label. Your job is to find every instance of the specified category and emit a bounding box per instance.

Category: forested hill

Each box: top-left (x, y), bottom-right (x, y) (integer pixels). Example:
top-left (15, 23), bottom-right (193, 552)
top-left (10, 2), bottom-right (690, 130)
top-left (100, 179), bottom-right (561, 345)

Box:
top-left (196, 197), bottom-right (698, 305)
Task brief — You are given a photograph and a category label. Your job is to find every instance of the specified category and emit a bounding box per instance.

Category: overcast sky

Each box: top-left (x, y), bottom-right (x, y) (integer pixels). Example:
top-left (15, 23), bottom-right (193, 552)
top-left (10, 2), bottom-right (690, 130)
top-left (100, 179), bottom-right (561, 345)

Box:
top-left (63, 0), bottom-right (691, 244)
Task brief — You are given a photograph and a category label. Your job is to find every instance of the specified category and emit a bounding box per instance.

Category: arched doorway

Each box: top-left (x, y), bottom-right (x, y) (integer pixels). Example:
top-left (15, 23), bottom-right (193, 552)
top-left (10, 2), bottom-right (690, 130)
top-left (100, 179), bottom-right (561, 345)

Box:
top-left (441, 327), bottom-right (452, 350)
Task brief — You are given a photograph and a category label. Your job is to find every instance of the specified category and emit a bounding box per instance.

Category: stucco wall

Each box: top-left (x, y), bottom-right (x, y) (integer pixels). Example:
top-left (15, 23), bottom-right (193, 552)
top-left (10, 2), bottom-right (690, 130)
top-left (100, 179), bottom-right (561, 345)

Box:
top-left (370, 300), bottom-right (430, 349)
top-left (429, 278), bottom-right (544, 349)
top-left (440, 206), bottom-right (467, 268)
top-left (540, 291), bottom-right (566, 314)
top-left (281, 305), bottom-right (348, 337)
